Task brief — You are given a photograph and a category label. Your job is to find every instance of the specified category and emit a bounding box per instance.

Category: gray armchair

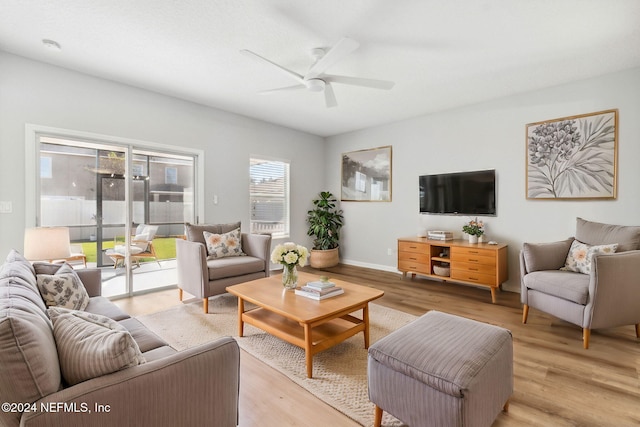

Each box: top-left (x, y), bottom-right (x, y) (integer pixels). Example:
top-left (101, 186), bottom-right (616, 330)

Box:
top-left (176, 222), bottom-right (271, 313)
top-left (520, 218), bottom-right (640, 348)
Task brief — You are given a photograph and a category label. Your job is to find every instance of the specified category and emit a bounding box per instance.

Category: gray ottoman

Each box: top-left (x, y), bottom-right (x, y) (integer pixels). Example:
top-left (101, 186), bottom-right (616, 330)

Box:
top-left (368, 311), bottom-right (513, 427)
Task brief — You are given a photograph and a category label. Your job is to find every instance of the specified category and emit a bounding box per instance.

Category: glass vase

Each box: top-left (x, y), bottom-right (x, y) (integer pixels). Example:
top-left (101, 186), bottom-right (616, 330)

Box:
top-left (282, 264), bottom-right (298, 290)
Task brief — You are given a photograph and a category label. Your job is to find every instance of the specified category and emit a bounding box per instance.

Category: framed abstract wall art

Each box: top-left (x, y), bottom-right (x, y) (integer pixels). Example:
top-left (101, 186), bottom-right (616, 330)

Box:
top-left (526, 109), bottom-right (618, 200)
top-left (341, 146), bottom-right (392, 202)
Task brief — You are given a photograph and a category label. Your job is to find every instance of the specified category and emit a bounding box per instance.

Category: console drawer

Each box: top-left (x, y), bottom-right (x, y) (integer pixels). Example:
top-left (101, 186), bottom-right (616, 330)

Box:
top-left (453, 261), bottom-right (496, 275)
top-left (398, 251), bottom-right (429, 264)
top-left (398, 260), bottom-right (431, 275)
top-left (398, 241), bottom-right (428, 254)
top-left (451, 249), bottom-right (496, 266)
top-left (450, 269), bottom-right (496, 286)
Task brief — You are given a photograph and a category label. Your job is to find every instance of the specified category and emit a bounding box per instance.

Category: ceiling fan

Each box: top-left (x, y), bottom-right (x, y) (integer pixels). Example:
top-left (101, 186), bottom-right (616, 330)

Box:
top-left (240, 37), bottom-right (394, 108)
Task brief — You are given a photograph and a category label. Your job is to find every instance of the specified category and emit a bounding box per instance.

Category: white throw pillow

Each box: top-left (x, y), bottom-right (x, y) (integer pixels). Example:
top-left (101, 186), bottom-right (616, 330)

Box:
top-left (47, 307), bottom-right (145, 386)
top-left (203, 227), bottom-right (246, 259)
top-left (36, 263), bottom-right (89, 310)
top-left (561, 240), bottom-right (618, 274)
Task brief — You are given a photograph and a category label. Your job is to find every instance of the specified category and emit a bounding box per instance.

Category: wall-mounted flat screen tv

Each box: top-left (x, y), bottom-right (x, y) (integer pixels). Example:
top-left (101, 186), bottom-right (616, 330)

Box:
top-left (419, 169), bottom-right (496, 216)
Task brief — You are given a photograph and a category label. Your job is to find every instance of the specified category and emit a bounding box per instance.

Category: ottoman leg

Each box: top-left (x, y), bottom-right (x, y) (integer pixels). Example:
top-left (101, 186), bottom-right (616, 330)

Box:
top-left (374, 405), bottom-right (383, 427)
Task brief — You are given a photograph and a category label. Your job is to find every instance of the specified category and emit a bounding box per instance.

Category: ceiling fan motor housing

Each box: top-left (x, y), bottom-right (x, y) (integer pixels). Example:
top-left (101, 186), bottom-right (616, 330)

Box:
top-left (305, 78), bottom-right (325, 92)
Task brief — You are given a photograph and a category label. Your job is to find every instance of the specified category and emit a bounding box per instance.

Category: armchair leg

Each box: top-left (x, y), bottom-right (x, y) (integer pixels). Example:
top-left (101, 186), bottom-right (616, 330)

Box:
top-left (503, 399), bottom-right (510, 412)
top-left (373, 405), bottom-right (383, 427)
top-left (178, 288), bottom-right (183, 301)
top-left (636, 324), bottom-right (640, 339)
top-left (203, 298), bottom-right (209, 314)
top-left (583, 328), bottom-right (590, 349)
top-left (522, 304), bottom-right (529, 324)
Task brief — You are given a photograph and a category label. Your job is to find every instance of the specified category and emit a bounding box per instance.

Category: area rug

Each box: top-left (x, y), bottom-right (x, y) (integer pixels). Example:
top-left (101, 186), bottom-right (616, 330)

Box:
top-left (137, 294), bottom-right (415, 426)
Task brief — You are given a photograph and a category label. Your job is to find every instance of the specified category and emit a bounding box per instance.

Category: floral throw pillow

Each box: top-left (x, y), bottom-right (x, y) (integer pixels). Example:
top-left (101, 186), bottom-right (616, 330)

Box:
top-left (203, 228), bottom-right (246, 259)
top-left (36, 263), bottom-right (90, 310)
top-left (561, 240), bottom-right (618, 274)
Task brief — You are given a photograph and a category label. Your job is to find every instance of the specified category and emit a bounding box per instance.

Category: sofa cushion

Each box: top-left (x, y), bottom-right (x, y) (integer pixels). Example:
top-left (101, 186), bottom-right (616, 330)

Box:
top-left (576, 217), bottom-right (640, 252)
top-left (48, 307), bottom-right (145, 386)
top-left (1, 249), bottom-right (36, 280)
top-left (118, 318), bottom-right (169, 353)
top-left (185, 222), bottom-right (241, 246)
top-left (523, 270), bottom-right (590, 305)
top-left (0, 296), bottom-right (62, 414)
top-left (522, 238), bottom-right (574, 273)
top-left (203, 228), bottom-right (246, 259)
top-left (561, 240), bottom-right (618, 274)
top-left (207, 256), bottom-right (266, 280)
top-left (36, 263), bottom-right (90, 311)
top-left (84, 296), bottom-right (131, 321)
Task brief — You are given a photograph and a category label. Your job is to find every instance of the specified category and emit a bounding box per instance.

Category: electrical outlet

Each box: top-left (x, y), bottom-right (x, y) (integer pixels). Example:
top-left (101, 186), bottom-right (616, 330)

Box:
top-left (0, 201), bottom-right (12, 214)
top-left (387, 248), bottom-right (394, 256)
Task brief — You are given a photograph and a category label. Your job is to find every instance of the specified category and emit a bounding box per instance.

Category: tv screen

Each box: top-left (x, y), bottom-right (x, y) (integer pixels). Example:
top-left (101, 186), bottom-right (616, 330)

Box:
top-left (419, 169), bottom-right (496, 215)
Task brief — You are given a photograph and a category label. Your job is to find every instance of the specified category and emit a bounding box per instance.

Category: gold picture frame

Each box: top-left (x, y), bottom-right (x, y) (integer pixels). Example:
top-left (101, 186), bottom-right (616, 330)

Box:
top-left (341, 146), bottom-right (392, 202)
top-left (526, 109), bottom-right (618, 200)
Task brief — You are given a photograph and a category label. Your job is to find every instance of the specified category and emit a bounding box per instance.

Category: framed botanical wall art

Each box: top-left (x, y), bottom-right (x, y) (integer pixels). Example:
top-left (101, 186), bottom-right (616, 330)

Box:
top-left (526, 109), bottom-right (618, 200)
top-left (341, 146), bottom-right (392, 201)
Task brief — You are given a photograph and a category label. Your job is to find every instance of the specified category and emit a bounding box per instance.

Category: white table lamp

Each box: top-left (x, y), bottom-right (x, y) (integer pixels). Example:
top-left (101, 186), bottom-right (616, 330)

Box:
top-left (23, 227), bottom-right (71, 261)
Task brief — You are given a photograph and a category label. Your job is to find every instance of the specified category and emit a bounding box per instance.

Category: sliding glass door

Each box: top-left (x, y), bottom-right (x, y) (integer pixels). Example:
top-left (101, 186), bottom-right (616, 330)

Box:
top-left (36, 135), bottom-right (198, 297)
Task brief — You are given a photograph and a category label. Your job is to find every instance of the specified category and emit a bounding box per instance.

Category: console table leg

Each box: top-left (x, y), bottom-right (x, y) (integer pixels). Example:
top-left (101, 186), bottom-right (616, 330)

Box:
top-left (363, 304), bottom-right (370, 349)
top-left (490, 287), bottom-right (497, 304)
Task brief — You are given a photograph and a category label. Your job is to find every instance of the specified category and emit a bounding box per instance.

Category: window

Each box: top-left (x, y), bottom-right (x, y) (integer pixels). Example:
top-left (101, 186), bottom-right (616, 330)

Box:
top-left (250, 157), bottom-right (289, 238)
top-left (165, 167), bottom-right (177, 184)
top-left (40, 156), bottom-right (52, 179)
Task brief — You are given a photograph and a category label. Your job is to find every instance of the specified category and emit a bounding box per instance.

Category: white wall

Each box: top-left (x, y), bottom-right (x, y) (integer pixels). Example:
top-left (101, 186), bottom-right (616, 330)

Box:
top-left (0, 52), bottom-right (325, 257)
top-left (325, 67), bottom-right (640, 291)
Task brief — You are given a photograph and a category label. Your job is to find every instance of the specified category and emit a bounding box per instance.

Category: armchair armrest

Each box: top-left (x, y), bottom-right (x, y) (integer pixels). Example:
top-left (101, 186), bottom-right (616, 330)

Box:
top-left (22, 337), bottom-right (240, 427)
top-left (241, 233), bottom-right (272, 277)
top-left (176, 238), bottom-right (208, 298)
top-left (587, 250), bottom-right (640, 329)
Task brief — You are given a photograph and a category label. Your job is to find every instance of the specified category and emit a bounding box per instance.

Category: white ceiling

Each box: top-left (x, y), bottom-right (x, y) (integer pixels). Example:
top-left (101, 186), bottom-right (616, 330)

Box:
top-left (1, 1), bottom-right (639, 137)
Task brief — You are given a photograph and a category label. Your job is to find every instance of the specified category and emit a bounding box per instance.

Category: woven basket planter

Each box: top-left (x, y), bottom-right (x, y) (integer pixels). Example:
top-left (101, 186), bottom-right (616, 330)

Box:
top-left (309, 248), bottom-right (340, 269)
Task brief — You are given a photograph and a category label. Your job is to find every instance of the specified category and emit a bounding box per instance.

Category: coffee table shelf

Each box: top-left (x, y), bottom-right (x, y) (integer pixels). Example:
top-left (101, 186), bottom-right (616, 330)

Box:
top-left (243, 307), bottom-right (365, 352)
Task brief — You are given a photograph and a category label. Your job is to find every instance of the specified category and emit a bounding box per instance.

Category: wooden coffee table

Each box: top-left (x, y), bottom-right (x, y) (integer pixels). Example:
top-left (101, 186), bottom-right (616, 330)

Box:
top-left (226, 272), bottom-right (384, 378)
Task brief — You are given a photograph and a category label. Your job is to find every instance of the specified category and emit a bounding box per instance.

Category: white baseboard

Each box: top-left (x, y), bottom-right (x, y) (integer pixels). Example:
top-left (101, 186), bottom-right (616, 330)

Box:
top-left (339, 258), bottom-right (401, 274)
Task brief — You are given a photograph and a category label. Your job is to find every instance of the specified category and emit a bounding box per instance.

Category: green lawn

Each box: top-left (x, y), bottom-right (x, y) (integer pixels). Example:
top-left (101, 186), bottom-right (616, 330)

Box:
top-left (80, 237), bottom-right (177, 263)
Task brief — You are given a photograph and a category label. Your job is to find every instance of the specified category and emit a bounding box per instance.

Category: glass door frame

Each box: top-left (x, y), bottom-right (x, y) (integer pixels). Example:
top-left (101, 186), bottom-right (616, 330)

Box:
top-left (25, 124), bottom-right (205, 298)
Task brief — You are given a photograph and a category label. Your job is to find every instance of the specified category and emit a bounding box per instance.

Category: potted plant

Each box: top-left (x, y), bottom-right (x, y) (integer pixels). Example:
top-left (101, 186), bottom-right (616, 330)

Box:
top-left (306, 191), bottom-right (344, 268)
top-left (462, 217), bottom-right (484, 243)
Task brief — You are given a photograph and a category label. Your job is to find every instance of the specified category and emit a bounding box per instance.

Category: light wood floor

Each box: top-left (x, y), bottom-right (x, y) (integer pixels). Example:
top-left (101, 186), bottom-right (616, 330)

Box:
top-left (115, 264), bottom-right (640, 426)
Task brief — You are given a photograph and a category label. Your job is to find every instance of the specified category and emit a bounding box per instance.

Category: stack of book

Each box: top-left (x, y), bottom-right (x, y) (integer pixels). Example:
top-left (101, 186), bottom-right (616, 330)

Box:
top-left (428, 230), bottom-right (454, 241)
top-left (295, 280), bottom-right (344, 300)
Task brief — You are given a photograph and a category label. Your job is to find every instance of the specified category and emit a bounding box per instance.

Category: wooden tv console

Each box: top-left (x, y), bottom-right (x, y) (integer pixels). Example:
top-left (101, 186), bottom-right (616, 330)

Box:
top-left (397, 237), bottom-right (508, 303)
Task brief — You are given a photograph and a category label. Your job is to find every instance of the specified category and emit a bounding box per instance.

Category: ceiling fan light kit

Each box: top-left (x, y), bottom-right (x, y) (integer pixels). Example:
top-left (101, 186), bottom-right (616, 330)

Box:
top-left (241, 37), bottom-right (395, 108)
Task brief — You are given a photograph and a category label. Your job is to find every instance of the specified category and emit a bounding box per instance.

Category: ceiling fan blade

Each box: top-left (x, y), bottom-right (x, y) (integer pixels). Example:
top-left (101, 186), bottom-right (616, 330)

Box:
top-left (324, 74), bottom-right (395, 90)
top-left (306, 37), bottom-right (360, 79)
top-left (258, 85), bottom-right (306, 95)
top-left (240, 49), bottom-right (304, 84)
top-left (324, 82), bottom-right (338, 108)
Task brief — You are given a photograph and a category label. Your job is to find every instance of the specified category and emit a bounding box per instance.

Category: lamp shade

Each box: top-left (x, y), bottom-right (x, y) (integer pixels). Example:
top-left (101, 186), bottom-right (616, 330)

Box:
top-left (23, 227), bottom-right (71, 261)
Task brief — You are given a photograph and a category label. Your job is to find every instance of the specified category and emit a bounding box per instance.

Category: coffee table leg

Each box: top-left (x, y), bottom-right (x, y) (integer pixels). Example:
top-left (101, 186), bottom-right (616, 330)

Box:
top-left (304, 323), bottom-right (313, 378)
top-left (363, 304), bottom-right (370, 349)
top-left (237, 298), bottom-right (245, 337)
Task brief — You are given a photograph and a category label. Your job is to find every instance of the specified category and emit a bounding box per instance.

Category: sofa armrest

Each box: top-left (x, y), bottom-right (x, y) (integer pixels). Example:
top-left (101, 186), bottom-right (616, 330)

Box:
top-left (587, 250), bottom-right (640, 329)
top-left (76, 269), bottom-right (102, 297)
top-left (241, 233), bottom-right (272, 277)
top-left (176, 238), bottom-right (208, 299)
top-left (21, 337), bottom-right (240, 427)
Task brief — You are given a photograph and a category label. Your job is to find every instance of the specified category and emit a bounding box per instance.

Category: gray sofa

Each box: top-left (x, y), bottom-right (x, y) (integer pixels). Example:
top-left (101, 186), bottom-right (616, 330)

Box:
top-left (0, 250), bottom-right (240, 427)
top-left (521, 218), bottom-right (640, 348)
top-left (177, 222), bottom-right (272, 313)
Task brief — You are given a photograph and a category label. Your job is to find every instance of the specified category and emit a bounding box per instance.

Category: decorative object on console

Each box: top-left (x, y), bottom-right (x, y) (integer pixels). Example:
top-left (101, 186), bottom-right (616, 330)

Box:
top-left (526, 109), bottom-right (618, 200)
top-left (307, 191), bottom-right (344, 268)
top-left (462, 218), bottom-right (484, 243)
top-left (341, 146), bottom-right (392, 202)
top-left (23, 226), bottom-right (71, 261)
top-left (427, 230), bottom-right (453, 241)
top-left (271, 242), bottom-right (309, 290)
